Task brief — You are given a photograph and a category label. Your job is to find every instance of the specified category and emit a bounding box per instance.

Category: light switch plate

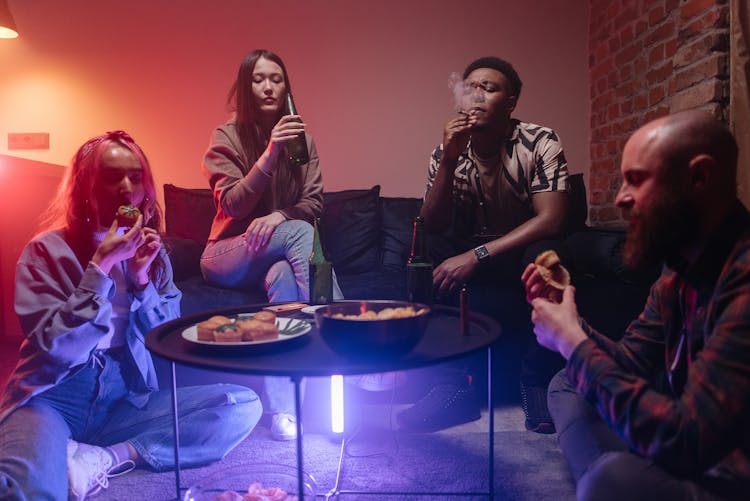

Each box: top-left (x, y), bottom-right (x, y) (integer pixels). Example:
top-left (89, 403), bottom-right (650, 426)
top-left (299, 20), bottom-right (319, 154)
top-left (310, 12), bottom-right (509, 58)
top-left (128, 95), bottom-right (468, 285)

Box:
top-left (8, 132), bottom-right (50, 150)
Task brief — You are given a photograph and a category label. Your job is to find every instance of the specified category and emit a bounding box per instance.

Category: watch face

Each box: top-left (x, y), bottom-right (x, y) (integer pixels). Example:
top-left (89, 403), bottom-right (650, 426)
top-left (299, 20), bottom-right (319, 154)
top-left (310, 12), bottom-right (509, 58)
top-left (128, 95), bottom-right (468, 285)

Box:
top-left (475, 245), bottom-right (489, 260)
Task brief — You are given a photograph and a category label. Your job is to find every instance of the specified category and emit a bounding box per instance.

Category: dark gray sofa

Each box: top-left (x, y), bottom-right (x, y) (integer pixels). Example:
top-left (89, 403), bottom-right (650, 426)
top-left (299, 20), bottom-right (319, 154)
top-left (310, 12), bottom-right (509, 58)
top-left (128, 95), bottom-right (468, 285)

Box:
top-left (163, 176), bottom-right (657, 340)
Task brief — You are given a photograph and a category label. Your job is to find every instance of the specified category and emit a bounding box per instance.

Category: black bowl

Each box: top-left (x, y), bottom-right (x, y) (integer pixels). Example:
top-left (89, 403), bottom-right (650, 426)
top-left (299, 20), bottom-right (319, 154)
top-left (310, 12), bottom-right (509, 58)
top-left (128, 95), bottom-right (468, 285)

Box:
top-left (315, 300), bottom-right (430, 359)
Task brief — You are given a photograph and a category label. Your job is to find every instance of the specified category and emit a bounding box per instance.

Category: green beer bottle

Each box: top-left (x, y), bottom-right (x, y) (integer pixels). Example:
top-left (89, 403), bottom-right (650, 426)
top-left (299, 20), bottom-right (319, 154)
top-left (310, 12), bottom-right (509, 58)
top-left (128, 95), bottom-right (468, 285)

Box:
top-left (406, 216), bottom-right (433, 304)
top-left (285, 92), bottom-right (310, 166)
top-left (309, 217), bottom-right (333, 304)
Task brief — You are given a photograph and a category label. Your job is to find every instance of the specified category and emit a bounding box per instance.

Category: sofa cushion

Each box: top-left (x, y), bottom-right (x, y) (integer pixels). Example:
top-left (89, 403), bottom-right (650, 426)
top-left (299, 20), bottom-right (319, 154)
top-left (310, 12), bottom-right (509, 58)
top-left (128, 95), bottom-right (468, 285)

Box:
top-left (381, 197), bottom-right (423, 272)
top-left (164, 184), bottom-right (215, 244)
top-left (322, 186), bottom-right (381, 275)
top-left (165, 236), bottom-right (203, 281)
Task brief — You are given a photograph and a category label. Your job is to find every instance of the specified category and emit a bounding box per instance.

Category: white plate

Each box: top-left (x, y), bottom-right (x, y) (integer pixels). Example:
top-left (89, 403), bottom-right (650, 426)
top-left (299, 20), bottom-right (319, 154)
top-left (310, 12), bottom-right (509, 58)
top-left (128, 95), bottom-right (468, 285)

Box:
top-left (181, 316), bottom-right (311, 347)
top-left (300, 305), bottom-right (328, 316)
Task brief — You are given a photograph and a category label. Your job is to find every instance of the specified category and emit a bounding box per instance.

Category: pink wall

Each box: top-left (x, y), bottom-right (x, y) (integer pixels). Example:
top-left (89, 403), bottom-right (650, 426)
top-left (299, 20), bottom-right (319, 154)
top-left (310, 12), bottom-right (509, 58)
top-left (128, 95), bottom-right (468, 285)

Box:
top-left (0, 0), bottom-right (589, 197)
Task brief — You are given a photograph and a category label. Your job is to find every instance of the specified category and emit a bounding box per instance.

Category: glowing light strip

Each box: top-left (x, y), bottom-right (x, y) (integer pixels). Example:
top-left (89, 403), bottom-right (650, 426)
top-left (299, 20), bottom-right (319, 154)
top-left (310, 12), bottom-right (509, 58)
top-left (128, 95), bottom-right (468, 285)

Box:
top-left (331, 375), bottom-right (344, 434)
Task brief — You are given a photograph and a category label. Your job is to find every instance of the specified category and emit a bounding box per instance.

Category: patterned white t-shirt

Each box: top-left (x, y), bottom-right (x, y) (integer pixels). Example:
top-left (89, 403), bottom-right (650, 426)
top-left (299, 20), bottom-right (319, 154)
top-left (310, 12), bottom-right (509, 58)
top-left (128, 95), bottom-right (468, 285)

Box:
top-left (426, 119), bottom-right (568, 236)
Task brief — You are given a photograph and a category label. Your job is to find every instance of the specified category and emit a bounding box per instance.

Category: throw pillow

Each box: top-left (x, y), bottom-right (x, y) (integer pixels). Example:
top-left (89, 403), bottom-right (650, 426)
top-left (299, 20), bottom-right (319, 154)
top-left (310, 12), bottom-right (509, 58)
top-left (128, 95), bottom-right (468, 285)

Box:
top-left (322, 186), bottom-right (381, 275)
top-left (163, 184), bottom-right (215, 244)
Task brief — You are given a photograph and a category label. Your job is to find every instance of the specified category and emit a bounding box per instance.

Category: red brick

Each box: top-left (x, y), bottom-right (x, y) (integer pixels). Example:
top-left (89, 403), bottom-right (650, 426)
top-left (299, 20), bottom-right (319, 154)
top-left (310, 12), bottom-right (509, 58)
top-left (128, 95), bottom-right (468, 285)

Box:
top-left (670, 78), bottom-right (724, 111)
top-left (675, 32), bottom-right (725, 68)
top-left (674, 54), bottom-right (725, 92)
top-left (620, 24), bottom-right (635, 46)
top-left (635, 92), bottom-right (649, 110)
top-left (591, 57), bottom-right (614, 80)
top-left (645, 21), bottom-right (676, 45)
top-left (608, 102), bottom-right (620, 121)
top-left (650, 85), bottom-right (666, 106)
top-left (649, 44), bottom-right (665, 66)
top-left (615, 41), bottom-right (643, 67)
top-left (679, 8), bottom-right (726, 40)
top-left (681, 0), bottom-right (719, 22)
top-left (615, 4), bottom-right (638, 28)
top-left (621, 97), bottom-right (635, 114)
top-left (645, 106), bottom-right (670, 122)
top-left (635, 19), bottom-right (649, 37)
top-left (619, 62), bottom-right (634, 81)
top-left (598, 206), bottom-right (622, 223)
top-left (665, 38), bottom-right (679, 58)
top-left (649, 5), bottom-right (666, 26)
top-left (647, 62), bottom-right (674, 85)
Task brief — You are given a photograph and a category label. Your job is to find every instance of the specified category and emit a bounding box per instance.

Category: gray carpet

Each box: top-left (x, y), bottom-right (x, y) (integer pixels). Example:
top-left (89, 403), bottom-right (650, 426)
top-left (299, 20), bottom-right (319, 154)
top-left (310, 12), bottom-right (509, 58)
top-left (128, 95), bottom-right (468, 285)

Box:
top-left (102, 404), bottom-right (575, 500)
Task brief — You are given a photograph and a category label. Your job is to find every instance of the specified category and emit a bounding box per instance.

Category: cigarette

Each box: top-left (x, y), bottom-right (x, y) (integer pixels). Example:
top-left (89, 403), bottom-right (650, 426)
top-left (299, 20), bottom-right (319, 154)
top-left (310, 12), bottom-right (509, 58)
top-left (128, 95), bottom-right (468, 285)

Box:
top-left (460, 285), bottom-right (469, 336)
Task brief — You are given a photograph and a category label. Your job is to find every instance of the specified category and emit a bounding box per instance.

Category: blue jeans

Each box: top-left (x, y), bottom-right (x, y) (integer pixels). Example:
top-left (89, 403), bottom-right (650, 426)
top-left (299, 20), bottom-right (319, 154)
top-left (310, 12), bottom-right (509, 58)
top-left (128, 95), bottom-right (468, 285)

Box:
top-left (0, 349), bottom-right (262, 501)
top-left (201, 219), bottom-right (342, 415)
top-left (201, 219), bottom-right (343, 302)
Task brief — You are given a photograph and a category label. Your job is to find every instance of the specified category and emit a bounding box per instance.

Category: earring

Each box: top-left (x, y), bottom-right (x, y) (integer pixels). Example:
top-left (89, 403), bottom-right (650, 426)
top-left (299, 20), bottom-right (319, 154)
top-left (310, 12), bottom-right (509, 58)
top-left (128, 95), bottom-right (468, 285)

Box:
top-left (84, 199), bottom-right (91, 223)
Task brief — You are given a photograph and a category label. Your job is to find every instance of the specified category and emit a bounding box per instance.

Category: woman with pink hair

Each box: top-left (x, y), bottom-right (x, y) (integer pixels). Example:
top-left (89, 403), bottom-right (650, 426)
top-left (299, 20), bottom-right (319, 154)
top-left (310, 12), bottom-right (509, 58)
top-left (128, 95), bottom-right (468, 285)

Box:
top-left (0, 131), bottom-right (261, 500)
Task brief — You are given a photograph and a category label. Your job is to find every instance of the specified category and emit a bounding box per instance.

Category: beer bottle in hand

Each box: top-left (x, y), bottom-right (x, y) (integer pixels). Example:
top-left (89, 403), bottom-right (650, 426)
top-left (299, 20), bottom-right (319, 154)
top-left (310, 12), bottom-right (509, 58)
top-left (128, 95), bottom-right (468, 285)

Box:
top-left (406, 216), bottom-right (433, 304)
top-left (309, 217), bottom-right (333, 304)
top-left (285, 92), bottom-right (310, 166)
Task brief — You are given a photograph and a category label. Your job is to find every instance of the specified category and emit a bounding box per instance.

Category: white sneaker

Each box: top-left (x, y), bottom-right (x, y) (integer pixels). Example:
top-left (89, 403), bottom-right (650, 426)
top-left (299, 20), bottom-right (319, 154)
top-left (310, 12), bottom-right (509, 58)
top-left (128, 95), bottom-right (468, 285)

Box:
top-left (270, 413), bottom-right (298, 441)
top-left (356, 371), bottom-right (407, 392)
top-left (67, 440), bottom-right (135, 500)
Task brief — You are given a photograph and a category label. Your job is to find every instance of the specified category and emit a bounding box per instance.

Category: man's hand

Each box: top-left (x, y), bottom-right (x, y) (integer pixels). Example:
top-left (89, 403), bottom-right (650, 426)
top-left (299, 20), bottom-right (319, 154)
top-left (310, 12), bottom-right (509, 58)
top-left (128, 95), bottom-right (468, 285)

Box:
top-left (245, 211), bottom-right (285, 251)
top-left (92, 217), bottom-right (145, 275)
top-left (521, 262), bottom-right (563, 304)
top-left (433, 250), bottom-right (478, 295)
top-left (529, 287), bottom-right (587, 359)
top-left (127, 227), bottom-right (162, 289)
top-left (441, 113), bottom-right (476, 162)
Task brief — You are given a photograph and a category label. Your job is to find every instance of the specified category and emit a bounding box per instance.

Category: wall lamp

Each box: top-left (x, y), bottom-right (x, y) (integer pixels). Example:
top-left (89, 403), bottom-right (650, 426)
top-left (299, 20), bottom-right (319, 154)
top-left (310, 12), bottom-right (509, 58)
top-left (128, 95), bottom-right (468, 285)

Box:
top-left (0, 0), bottom-right (18, 39)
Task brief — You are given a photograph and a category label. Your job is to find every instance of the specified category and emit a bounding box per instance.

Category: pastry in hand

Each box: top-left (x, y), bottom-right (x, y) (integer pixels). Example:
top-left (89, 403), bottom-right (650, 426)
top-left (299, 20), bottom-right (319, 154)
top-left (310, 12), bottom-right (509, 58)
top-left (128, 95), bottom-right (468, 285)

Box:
top-left (116, 205), bottom-right (141, 227)
top-left (534, 250), bottom-right (571, 291)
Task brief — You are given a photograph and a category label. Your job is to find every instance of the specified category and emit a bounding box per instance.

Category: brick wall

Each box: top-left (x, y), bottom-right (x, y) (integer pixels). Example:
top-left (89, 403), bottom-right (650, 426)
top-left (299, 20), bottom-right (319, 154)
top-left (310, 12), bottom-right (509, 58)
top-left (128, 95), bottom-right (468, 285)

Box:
top-left (588, 0), bottom-right (730, 226)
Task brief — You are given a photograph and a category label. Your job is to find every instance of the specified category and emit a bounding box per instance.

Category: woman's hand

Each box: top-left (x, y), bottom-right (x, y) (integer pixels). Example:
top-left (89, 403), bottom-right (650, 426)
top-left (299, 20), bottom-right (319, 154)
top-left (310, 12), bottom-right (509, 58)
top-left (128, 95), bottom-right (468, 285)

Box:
top-left (92, 216), bottom-right (145, 275)
top-left (264, 115), bottom-right (306, 161)
top-left (245, 211), bottom-right (286, 251)
top-left (126, 227), bottom-right (162, 289)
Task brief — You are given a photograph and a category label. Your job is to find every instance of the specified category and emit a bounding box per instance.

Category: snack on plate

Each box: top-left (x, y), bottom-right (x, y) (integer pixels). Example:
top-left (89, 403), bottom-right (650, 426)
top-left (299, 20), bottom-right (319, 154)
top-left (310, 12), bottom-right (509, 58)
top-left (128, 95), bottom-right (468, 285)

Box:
top-left (213, 323), bottom-right (242, 343)
top-left (196, 315), bottom-right (233, 341)
top-left (235, 319), bottom-right (279, 342)
top-left (253, 310), bottom-right (277, 324)
top-left (331, 305), bottom-right (428, 321)
top-left (534, 250), bottom-right (571, 291)
top-left (116, 205), bottom-right (141, 227)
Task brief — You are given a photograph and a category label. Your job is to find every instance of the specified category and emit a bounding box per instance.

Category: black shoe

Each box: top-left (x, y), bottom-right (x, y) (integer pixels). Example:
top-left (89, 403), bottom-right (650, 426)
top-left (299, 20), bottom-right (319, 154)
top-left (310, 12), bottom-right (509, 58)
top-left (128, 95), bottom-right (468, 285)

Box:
top-left (397, 383), bottom-right (481, 432)
top-left (520, 380), bottom-right (555, 434)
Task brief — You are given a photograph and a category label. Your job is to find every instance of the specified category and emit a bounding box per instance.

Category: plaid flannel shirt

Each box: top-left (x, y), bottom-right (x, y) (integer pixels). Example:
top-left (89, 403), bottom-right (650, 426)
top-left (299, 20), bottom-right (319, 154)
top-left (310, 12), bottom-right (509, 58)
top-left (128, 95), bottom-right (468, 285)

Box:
top-left (568, 202), bottom-right (750, 486)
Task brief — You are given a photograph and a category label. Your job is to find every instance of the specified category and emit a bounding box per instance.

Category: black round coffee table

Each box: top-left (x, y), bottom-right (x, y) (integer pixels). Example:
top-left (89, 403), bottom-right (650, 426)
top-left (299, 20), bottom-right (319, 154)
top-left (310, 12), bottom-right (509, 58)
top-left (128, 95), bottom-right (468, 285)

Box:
top-left (146, 302), bottom-right (501, 500)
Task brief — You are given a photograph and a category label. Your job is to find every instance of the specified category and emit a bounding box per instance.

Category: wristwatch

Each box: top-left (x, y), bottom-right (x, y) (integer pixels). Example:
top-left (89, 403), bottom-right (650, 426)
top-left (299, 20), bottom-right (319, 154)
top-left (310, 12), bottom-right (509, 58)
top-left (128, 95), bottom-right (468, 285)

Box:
top-left (473, 245), bottom-right (490, 262)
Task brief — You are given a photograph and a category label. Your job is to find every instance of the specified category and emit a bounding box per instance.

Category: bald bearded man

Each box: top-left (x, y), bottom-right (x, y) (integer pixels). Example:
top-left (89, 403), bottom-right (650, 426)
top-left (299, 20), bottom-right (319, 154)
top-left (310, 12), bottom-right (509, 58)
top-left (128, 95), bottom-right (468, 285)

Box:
top-left (522, 110), bottom-right (750, 500)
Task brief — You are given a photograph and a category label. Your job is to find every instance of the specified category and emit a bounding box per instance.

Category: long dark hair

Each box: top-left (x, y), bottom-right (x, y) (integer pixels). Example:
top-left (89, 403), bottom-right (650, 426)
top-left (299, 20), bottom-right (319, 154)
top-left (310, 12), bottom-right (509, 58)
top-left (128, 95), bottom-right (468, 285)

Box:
top-left (40, 130), bottom-right (167, 283)
top-left (227, 49), bottom-right (302, 209)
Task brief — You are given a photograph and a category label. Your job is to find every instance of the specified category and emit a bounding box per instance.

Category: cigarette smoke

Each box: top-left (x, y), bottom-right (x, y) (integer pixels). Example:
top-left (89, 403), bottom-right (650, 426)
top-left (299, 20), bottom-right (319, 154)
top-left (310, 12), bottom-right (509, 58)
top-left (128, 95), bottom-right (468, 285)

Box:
top-left (448, 71), bottom-right (485, 113)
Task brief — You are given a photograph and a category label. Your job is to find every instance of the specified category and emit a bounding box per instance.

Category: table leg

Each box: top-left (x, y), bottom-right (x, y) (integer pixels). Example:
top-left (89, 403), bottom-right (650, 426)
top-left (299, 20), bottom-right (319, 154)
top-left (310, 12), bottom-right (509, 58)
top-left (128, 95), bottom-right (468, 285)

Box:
top-left (487, 345), bottom-right (494, 500)
top-left (293, 375), bottom-right (305, 500)
top-left (171, 361), bottom-right (182, 500)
